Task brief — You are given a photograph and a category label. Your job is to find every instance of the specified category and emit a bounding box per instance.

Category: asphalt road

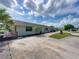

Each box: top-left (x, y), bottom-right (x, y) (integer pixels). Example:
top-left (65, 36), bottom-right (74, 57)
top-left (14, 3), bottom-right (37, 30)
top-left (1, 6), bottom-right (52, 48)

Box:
top-left (0, 33), bottom-right (79, 59)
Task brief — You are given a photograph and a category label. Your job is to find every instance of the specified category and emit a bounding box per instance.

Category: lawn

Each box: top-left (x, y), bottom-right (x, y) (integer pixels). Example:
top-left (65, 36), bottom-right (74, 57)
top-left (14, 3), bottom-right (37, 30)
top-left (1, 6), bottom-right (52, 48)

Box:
top-left (49, 32), bottom-right (71, 39)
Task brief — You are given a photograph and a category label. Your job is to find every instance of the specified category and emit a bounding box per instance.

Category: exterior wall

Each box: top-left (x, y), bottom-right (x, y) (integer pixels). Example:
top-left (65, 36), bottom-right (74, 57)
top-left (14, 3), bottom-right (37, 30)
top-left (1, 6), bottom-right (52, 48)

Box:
top-left (42, 27), bottom-right (50, 33)
top-left (16, 25), bottom-right (37, 36)
top-left (14, 21), bottom-right (53, 36)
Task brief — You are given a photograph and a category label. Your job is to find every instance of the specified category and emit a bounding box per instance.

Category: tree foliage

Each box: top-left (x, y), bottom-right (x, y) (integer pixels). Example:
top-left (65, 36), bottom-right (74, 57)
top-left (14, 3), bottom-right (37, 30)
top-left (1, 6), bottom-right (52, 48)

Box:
top-left (0, 8), bottom-right (14, 31)
top-left (64, 24), bottom-right (74, 30)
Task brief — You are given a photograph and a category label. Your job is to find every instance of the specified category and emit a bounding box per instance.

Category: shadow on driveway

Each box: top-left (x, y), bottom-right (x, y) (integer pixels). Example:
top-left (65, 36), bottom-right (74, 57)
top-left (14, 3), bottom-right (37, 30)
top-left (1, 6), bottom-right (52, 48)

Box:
top-left (0, 33), bottom-right (47, 42)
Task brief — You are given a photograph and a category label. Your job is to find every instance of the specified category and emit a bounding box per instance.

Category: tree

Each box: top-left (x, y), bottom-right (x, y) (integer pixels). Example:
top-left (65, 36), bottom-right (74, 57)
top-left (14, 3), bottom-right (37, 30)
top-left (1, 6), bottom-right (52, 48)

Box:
top-left (0, 8), bottom-right (14, 31)
top-left (64, 24), bottom-right (74, 30)
top-left (60, 30), bottom-right (63, 34)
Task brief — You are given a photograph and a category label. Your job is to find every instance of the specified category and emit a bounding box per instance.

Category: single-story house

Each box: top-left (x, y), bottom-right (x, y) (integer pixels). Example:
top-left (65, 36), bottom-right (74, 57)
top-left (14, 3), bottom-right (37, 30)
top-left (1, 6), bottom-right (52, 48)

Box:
top-left (11, 20), bottom-right (54, 37)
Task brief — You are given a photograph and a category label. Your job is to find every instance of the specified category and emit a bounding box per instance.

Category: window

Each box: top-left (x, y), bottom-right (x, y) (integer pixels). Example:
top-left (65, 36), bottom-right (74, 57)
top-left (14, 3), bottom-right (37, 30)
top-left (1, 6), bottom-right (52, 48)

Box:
top-left (26, 26), bottom-right (32, 31)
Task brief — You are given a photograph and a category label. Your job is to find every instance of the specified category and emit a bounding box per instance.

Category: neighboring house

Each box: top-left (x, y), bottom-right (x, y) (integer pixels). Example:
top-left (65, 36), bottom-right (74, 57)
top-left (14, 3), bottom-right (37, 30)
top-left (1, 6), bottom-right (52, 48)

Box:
top-left (12, 20), bottom-right (54, 37)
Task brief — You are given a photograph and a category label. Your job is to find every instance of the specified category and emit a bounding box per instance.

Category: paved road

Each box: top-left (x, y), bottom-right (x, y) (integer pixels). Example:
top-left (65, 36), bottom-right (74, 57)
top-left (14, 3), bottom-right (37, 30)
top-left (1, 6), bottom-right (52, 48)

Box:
top-left (0, 33), bottom-right (79, 59)
top-left (0, 41), bottom-right (11, 59)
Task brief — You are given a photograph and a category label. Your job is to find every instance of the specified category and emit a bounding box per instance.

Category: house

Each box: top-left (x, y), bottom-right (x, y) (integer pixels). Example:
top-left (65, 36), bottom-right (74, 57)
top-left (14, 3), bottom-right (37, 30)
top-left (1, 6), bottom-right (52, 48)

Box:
top-left (11, 20), bottom-right (54, 37)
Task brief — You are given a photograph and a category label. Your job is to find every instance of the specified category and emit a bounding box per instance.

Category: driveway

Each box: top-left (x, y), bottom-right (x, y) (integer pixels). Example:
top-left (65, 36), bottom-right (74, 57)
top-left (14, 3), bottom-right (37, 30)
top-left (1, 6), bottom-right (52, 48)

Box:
top-left (0, 33), bottom-right (79, 59)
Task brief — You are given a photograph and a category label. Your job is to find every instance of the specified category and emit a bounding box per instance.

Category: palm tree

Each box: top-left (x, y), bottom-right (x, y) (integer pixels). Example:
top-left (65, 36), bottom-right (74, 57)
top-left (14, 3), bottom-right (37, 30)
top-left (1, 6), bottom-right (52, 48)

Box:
top-left (0, 8), bottom-right (14, 31)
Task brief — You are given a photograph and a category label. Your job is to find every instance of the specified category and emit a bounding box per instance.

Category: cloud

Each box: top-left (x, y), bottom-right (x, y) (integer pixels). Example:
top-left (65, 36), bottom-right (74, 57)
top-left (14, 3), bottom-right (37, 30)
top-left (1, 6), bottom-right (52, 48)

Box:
top-left (56, 15), bottom-right (79, 27)
top-left (0, 0), bottom-right (79, 27)
top-left (40, 21), bottom-right (52, 26)
top-left (0, 0), bottom-right (18, 8)
top-left (23, 0), bottom-right (79, 16)
top-left (1, 0), bottom-right (79, 17)
top-left (11, 0), bottom-right (18, 8)
top-left (0, 0), bottom-right (11, 7)
top-left (39, 15), bottom-right (79, 27)
top-left (39, 20), bottom-right (58, 27)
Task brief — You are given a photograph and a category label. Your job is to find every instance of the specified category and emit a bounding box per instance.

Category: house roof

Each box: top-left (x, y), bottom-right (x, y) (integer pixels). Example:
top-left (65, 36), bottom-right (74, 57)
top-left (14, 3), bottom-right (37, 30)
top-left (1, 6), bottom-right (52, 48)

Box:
top-left (13, 20), bottom-right (48, 27)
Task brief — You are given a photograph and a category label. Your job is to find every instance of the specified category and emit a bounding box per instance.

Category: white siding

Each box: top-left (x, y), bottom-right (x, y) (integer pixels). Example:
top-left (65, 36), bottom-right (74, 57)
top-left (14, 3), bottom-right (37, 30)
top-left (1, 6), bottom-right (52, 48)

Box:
top-left (16, 25), bottom-right (37, 36)
top-left (14, 20), bottom-right (52, 36)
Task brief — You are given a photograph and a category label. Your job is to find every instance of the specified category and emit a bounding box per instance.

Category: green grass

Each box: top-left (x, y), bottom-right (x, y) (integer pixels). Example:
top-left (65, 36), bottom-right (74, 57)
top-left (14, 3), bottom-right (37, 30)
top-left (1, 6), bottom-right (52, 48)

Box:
top-left (49, 32), bottom-right (71, 39)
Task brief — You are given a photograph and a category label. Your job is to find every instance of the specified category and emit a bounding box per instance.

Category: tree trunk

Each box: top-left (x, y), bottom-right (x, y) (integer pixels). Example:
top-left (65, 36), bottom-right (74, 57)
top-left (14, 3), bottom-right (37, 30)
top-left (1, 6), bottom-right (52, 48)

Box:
top-left (60, 30), bottom-right (63, 34)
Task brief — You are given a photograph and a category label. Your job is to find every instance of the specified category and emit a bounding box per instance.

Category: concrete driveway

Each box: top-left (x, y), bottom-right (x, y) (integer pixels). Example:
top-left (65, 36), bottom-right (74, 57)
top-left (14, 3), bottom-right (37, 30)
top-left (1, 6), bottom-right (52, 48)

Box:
top-left (0, 33), bottom-right (79, 59)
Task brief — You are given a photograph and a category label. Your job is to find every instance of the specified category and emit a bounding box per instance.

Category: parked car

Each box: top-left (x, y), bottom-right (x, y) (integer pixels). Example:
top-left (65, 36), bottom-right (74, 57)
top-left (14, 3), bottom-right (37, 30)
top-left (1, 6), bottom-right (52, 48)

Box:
top-left (0, 32), bottom-right (4, 39)
top-left (0, 31), bottom-right (17, 39)
top-left (71, 28), bottom-right (77, 31)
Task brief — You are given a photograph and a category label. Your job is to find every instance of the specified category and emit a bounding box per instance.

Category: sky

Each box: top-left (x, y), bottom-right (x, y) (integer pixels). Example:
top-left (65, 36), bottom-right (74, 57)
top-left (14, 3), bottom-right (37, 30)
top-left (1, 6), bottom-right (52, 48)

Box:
top-left (0, 0), bottom-right (79, 28)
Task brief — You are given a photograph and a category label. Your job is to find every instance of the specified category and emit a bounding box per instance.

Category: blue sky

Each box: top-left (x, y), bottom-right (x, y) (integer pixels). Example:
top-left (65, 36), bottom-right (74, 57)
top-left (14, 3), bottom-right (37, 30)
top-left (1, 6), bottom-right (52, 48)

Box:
top-left (0, 0), bottom-right (79, 27)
